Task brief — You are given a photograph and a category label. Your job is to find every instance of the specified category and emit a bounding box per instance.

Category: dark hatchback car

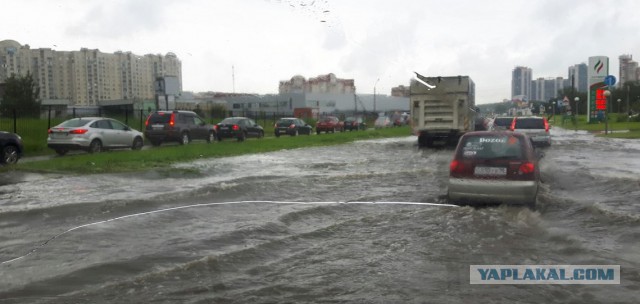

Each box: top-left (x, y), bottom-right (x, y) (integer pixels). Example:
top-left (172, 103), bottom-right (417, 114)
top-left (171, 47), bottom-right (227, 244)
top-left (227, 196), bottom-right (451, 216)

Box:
top-left (448, 131), bottom-right (540, 208)
top-left (0, 131), bottom-right (24, 165)
top-left (274, 117), bottom-right (312, 137)
top-left (144, 110), bottom-right (216, 146)
top-left (343, 117), bottom-right (366, 131)
top-left (215, 117), bottom-right (264, 141)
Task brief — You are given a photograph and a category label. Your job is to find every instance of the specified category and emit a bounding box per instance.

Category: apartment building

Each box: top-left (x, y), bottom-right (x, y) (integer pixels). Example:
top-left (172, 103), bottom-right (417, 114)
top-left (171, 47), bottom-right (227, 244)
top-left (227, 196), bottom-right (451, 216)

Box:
top-left (0, 39), bottom-right (181, 106)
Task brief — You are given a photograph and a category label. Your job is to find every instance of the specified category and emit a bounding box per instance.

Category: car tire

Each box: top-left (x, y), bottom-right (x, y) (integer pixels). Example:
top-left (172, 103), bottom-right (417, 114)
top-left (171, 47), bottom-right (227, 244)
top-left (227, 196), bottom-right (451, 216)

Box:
top-left (55, 148), bottom-right (68, 156)
top-left (259, 131), bottom-right (264, 138)
top-left (237, 132), bottom-right (246, 142)
top-left (275, 132), bottom-right (281, 138)
top-left (180, 132), bottom-right (190, 145)
top-left (132, 137), bottom-right (144, 150)
top-left (207, 131), bottom-right (216, 143)
top-left (1, 145), bottom-right (19, 164)
top-left (316, 130), bottom-right (320, 135)
top-left (88, 139), bottom-right (102, 153)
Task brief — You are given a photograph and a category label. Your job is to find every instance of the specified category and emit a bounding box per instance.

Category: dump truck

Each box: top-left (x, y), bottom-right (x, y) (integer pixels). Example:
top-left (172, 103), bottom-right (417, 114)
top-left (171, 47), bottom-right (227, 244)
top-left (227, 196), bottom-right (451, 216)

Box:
top-left (410, 74), bottom-right (477, 148)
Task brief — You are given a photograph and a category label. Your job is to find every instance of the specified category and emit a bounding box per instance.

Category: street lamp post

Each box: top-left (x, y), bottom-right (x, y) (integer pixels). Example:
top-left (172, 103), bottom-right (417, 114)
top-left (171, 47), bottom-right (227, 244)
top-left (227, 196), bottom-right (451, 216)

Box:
top-left (603, 90), bottom-right (611, 135)
top-left (373, 78), bottom-right (380, 114)
top-left (617, 98), bottom-right (621, 114)
top-left (574, 96), bottom-right (580, 131)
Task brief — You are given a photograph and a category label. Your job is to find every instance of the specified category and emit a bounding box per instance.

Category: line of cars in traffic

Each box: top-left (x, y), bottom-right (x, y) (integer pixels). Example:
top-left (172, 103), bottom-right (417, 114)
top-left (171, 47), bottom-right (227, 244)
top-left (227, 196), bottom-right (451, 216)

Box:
top-left (447, 115), bottom-right (551, 209)
top-left (0, 111), bottom-right (376, 165)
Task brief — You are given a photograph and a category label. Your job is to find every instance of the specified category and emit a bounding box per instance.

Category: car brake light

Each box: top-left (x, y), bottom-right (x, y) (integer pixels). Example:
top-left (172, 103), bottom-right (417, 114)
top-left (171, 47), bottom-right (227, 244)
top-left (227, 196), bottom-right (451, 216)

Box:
top-left (232, 125), bottom-right (240, 131)
top-left (169, 113), bottom-right (175, 127)
top-left (510, 118), bottom-right (516, 131)
top-left (69, 129), bottom-right (88, 134)
top-left (449, 159), bottom-right (465, 174)
top-left (214, 125), bottom-right (219, 131)
top-left (519, 162), bottom-right (535, 174)
top-left (47, 129), bottom-right (53, 134)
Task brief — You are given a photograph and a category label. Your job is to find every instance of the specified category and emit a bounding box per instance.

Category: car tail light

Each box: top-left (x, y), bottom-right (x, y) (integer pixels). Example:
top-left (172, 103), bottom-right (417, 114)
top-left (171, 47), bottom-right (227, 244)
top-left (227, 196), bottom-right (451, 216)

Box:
top-left (169, 113), bottom-right (175, 127)
top-left (543, 118), bottom-right (549, 132)
top-left (69, 129), bottom-right (88, 134)
top-left (519, 162), bottom-right (535, 174)
top-left (510, 118), bottom-right (516, 131)
top-left (289, 124), bottom-right (295, 128)
top-left (449, 159), bottom-right (465, 175)
top-left (232, 124), bottom-right (240, 131)
top-left (214, 125), bottom-right (219, 131)
top-left (47, 128), bottom-right (53, 134)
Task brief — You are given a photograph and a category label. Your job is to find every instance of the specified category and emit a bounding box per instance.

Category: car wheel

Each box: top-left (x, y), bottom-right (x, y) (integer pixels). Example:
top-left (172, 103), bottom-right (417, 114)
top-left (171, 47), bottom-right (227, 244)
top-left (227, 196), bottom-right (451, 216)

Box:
top-left (131, 137), bottom-right (144, 150)
top-left (258, 131), bottom-right (264, 138)
top-left (180, 132), bottom-right (190, 145)
top-left (1, 145), bottom-right (19, 164)
top-left (316, 130), bottom-right (320, 135)
top-left (207, 131), bottom-right (216, 143)
top-left (237, 132), bottom-right (246, 142)
top-left (54, 148), bottom-right (68, 156)
top-left (88, 139), bottom-right (102, 153)
top-left (275, 132), bottom-right (280, 138)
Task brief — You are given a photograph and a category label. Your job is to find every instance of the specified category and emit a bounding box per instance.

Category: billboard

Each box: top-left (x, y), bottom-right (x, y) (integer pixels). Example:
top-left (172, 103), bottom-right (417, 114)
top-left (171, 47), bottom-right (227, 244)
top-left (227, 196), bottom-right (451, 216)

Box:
top-left (587, 56), bottom-right (609, 122)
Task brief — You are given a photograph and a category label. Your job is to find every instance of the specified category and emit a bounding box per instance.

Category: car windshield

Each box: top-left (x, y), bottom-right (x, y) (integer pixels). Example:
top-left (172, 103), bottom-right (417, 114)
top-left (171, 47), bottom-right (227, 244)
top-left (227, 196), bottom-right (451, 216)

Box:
top-left (3, 1), bottom-right (639, 303)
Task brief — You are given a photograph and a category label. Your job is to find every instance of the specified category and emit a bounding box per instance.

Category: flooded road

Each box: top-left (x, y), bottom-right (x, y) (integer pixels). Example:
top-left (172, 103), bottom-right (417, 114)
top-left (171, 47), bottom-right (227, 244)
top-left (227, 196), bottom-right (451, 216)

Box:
top-left (0, 128), bottom-right (639, 303)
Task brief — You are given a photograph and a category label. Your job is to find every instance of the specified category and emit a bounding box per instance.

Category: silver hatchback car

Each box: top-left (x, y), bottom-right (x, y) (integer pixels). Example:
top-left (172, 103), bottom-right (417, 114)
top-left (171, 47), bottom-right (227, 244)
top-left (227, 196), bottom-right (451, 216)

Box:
top-left (47, 117), bottom-right (144, 155)
top-left (447, 131), bottom-right (540, 208)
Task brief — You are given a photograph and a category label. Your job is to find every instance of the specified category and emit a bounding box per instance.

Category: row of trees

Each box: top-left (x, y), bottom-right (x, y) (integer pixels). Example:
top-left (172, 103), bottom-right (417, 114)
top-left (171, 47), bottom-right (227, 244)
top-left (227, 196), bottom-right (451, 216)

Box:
top-left (0, 72), bottom-right (41, 117)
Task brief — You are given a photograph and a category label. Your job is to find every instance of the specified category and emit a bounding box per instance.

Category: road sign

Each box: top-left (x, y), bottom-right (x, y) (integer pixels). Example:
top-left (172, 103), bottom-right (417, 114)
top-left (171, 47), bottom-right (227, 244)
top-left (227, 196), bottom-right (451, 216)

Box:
top-left (604, 75), bottom-right (616, 86)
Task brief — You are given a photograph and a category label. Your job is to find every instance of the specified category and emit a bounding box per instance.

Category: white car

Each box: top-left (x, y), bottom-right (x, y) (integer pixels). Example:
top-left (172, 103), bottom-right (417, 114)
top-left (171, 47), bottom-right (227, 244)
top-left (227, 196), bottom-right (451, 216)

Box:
top-left (47, 117), bottom-right (144, 155)
top-left (509, 116), bottom-right (551, 147)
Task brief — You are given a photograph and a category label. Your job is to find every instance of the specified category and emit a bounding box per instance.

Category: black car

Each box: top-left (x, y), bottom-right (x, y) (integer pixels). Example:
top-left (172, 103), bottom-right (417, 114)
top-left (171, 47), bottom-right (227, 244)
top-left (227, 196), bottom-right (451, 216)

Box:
top-left (0, 131), bottom-right (24, 165)
top-left (274, 118), bottom-right (312, 137)
top-left (144, 110), bottom-right (216, 146)
top-left (215, 117), bottom-right (264, 141)
top-left (343, 117), bottom-right (366, 131)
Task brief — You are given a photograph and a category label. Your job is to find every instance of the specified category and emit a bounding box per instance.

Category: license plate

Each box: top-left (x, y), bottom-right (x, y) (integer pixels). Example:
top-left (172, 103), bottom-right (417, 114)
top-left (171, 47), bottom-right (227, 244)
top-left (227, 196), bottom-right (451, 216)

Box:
top-left (52, 132), bottom-right (67, 138)
top-left (474, 166), bottom-right (507, 176)
top-left (152, 124), bottom-right (164, 129)
top-left (220, 127), bottom-right (228, 130)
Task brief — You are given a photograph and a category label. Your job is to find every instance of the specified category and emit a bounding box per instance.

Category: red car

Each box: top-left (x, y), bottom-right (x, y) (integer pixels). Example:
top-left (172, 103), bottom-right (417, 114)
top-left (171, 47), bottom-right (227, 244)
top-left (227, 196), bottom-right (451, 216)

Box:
top-left (316, 116), bottom-right (344, 134)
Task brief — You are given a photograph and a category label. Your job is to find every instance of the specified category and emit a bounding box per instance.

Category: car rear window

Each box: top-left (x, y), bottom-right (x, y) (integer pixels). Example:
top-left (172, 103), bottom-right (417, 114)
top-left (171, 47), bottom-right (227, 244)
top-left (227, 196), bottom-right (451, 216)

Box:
top-left (514, 118), bottom-right (544, 129)
top-left (459, 135), bottom-right (523, 159)
top-left (220, 118), bottom-right (241, 124)
top-left (59, 119), bottom-right (92, 127)
top-left (147, 113), bottom-right (172, 124)
top-left (277, 119), bottom-right (295, 125)
top-left (493, 117), bottom-right (513, 127)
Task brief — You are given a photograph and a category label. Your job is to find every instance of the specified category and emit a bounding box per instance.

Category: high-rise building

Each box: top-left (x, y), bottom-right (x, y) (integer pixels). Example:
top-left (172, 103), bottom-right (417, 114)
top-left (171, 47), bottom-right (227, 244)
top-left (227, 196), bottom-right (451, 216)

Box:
top-left (532, 77), bottom-right (565, 101)
top-left (279, 73), bottom-right (355, 94)
top-left (511, 66), bottom-right (532, 100)
top-left (619, 54), bottom-right (637, 87)
top-left (0, 39), bottom-right (182, 106)
top-left (568, 63), bottom-right (588, 93)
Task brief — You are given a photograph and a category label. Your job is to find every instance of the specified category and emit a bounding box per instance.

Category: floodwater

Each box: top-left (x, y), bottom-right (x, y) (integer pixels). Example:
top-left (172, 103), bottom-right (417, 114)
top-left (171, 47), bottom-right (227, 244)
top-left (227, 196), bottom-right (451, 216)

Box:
top-left (0, 128), bottom-right (639, 303)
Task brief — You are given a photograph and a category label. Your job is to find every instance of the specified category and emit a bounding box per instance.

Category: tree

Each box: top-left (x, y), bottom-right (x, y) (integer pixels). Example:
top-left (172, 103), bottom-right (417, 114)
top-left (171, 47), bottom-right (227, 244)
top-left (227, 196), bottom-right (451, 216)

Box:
top-left (0, 72), bottom-right (41, 117)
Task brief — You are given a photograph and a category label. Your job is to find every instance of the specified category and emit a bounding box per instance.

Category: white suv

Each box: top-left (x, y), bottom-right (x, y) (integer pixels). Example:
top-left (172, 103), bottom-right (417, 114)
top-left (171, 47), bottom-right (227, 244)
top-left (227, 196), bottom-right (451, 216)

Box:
top-left (509, 116), bottom-right (551, 147)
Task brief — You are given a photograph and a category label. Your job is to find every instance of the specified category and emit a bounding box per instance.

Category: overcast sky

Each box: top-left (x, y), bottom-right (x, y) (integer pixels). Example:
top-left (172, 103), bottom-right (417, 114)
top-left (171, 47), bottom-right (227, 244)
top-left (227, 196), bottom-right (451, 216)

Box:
top-left (4, 0), bottom-right (640, 104)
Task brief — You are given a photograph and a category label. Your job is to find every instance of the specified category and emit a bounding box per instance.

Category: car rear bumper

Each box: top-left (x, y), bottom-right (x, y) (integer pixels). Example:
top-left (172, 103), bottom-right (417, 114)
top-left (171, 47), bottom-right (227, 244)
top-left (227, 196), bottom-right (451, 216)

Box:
top-left (47, 138), bottom-right (91, 149)
top-left (447, 178), bottom-right (538, 205)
